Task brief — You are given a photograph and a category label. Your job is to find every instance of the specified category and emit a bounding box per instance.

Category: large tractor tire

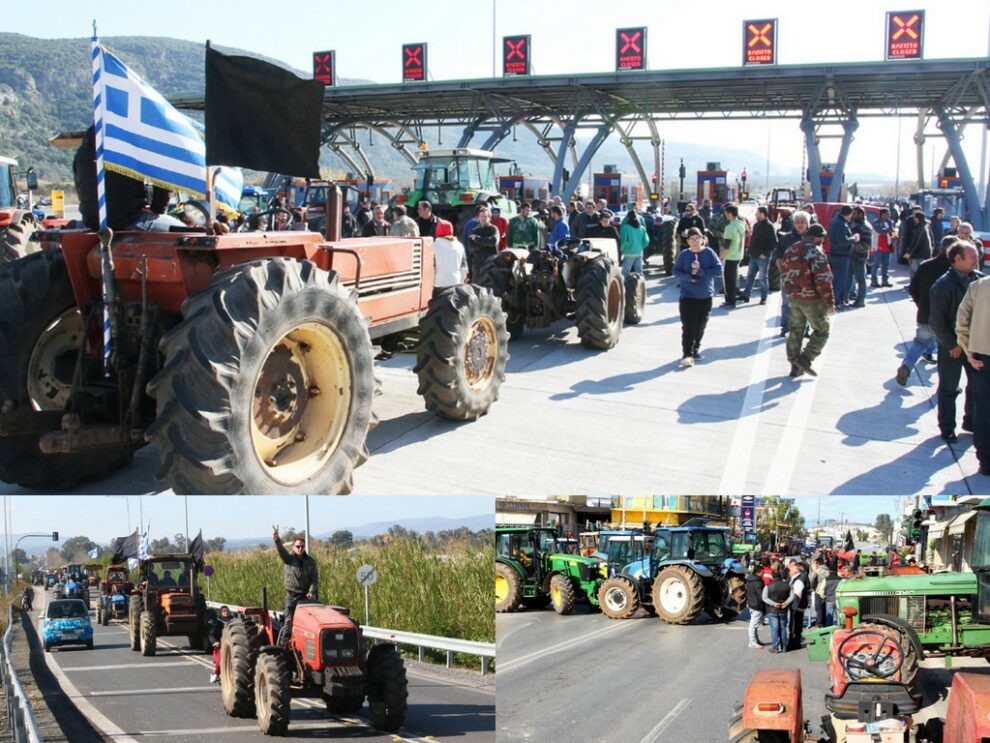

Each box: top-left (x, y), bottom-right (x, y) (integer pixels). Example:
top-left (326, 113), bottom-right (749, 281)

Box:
top-left (495, 562), bottom-right (523, 613)
top-left (727, 576), bottom-right (747, 612)
top-left (221, 618), bottom-right (260, 718)
top-left (549, 574), bottom-right (576, 615)
top-left (598, 576), bottom-right (640, 620)
top-left (1, 219), bottom-right (38, 264)
top-left (95, 602), bottom-right (102, 625)
top-left (139, 610), bottom-right (157, 656)
top-left (728, 705), bottom-right (789, 743)
top-left (147, 258), bottom-right (377, 495)
top-left (366, 644), bottom-right (408, 733)
top-left (414, 284), bottom-right (509, 421)
top-left (476, 256), bottom-right (524, 339)
top-left (0, 250), bottom-right (135, 489)
top-left (652, 566), bottom-right (705, 625)
top-left (254, 651), bottom-right (291, 736)
top-left (624, 272), bottom-right (646, 325)
top-left (575, 258), bottom-right (624, 350)
top-left (128, 597), bottom-right (142, 651)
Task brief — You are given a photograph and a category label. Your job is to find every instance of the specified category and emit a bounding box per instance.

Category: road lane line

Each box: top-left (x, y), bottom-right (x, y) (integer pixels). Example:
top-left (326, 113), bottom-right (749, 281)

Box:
top-left (638, 697), bottom-right (691, 743)
top-left (63, 661), bottom-right (194, 671)
top-left (89, 685), bottom-right (217, 696)
top-left (405, 667), bottom-right (496, 695)
top-left (498, 620), bottom-right (636, 673)
top-left (718, 296), bottom-right (780, 494)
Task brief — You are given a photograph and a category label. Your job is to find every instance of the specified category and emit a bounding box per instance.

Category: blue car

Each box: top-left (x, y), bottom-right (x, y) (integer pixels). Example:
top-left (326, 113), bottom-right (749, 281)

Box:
top-left (43, 599), bottom-right (93, 652)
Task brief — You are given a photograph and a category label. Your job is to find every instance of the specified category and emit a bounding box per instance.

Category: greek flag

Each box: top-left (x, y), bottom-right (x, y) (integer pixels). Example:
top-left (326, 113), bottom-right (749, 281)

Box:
top-left (87, 547), bottom-right (99, 559)
top-left (139, 526), bottom-right (150, 561)
top-left (93, 39), bottom-right (242, 212)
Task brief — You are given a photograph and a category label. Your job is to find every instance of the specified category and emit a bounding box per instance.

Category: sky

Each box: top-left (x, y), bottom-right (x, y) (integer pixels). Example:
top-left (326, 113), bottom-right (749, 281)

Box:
top-left (797, 496), bottom-right (905, 526)
top-left (6, 0), bottom-right (990, 182)
top-left (0, 496), bottom-right (493, 544)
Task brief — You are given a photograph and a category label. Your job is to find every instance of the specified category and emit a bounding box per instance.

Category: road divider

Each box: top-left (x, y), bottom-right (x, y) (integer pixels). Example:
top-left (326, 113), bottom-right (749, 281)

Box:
top-left (2, 605), bottom-right (43, 743)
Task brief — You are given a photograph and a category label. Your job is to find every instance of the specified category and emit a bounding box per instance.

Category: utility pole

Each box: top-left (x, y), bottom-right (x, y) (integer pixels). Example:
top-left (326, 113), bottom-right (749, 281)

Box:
top-left (305, 496), bottom-right (311, 554)
top-left (183, 496), bottom-right (189, 552)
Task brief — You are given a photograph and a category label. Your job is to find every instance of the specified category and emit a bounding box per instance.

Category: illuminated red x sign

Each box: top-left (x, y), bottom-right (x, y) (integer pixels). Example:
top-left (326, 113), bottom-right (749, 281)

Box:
top-left (503, 35), bottom-right (531, 76)
top-left (312, 50), bottom-right (335, 86)
top-left (620, 31), bottom-right (641, 54)
top-left (404, 47), bottom-right (422, 67)
top-left (506, 38), bottom-right (526, 60)
top-left (747, 23), bottom-right (772, 47)
top-left (891, 13), bottom-right (919, 39)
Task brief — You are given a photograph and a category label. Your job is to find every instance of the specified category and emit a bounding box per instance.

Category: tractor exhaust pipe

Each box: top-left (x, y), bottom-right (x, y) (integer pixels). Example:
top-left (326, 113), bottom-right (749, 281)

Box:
top-left (262, 586), bottom-right (268, 612)
top-left (325, 184), bottom-right (342, 242)
top-left (950, 595), bottom-right (959, 648)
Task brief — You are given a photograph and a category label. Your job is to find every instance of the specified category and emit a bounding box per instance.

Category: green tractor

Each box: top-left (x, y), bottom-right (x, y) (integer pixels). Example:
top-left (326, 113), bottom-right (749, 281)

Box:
top-left (495, 525), bottom-right (605, 615)
top-left (805, 499), bottom-right (990, 665)
top-left (391, 148), bottom-right (517, 234)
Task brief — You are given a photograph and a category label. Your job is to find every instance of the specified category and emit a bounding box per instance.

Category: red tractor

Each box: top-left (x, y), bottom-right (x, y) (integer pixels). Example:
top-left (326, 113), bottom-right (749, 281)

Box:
top-left (730, 614), bottom-right (987, 742)
top-left (0, 185), bottom-right (508, 493)
top-left (220, 597), bottom-right (407, 736)
top-left (95, 564), bottom-right (133, 625)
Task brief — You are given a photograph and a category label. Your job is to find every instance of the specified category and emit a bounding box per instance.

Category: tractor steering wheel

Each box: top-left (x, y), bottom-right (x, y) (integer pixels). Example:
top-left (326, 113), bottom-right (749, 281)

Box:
top-left (836, 628), bottom-right (904, 681)
top-left (250, 207), bottom-right (295, 231)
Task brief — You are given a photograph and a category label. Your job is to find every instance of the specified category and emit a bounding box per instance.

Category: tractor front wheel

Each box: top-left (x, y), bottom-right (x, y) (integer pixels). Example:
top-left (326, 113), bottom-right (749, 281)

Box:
top-left (476, 255), bottom-right (524, 339)
top-left (147, 258), bottom-right (377, 495)
top-left (1, 218), bottom-right (37, 264)
top-left (652, 566), bottom-right (705, 625)
top-left (549, 574), bottom-right (576, 615)
top-left (727, 576), bottom-right (747, 612)
top-left (0, 250), bottom-right (135, 489)
top-left (221, 618), bottom-right (259, 718)
top-left (575, 258), bottom-right (624, 350)
top-left (254, 651), bottom-right (291, 736)
top-left (624, 272), bottom-right (646, 324)
top-left (366, 645), bottom-right (408, 732)
top-left (598, 576), bottom-right (640, 620)
top-left (415, 285), bottom-right (509, 420)
top-left (128, 597), bottom-right (142, 651)
top-left (495, 562), bottom-right (523, 613)
top-left (139, 611), bottom-right (156, 656)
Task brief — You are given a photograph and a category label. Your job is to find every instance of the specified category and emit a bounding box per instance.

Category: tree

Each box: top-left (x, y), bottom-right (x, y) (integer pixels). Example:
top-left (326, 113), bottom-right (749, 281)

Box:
top-left (856, 529), bottom-right (868, 542)
top-left (150, 537), bottom-right (173, 554)
top-left (60, 536), bottom-right (97, 563)
top-left (205, 537), bottom-right (226, 554)
top-left (328, 530), bottom-right (353, 549)
top-left (11, 548), bottom-right (28, 565)
top-left (874, 514), bottom-right (894, 544)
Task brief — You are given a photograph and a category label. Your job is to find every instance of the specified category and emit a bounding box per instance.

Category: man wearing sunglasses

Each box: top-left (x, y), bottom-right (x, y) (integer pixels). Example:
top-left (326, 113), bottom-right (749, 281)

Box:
top-left (272, 525), bottom-right (319, 624)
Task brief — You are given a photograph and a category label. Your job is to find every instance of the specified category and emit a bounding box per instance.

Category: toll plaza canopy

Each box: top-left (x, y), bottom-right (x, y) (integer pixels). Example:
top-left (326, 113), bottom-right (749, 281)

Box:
top-left (173, 56), bottom-right (990, 215)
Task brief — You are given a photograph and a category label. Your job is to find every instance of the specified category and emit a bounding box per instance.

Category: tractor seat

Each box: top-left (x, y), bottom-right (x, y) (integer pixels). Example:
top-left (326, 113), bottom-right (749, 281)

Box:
top-left (825, 683), bottom-right (922, 719)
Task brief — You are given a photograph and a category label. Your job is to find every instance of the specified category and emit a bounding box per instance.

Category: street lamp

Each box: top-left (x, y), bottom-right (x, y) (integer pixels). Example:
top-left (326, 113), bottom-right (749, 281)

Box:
top-left (13, 532), bottom-right (59, 590)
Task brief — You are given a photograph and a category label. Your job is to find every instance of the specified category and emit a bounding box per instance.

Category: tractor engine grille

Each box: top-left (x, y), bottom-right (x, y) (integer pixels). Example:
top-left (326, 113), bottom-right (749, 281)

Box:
top-left (859, 595), bottom-right (927, 634)
top-left (321, 628), bottom-right (359, 666)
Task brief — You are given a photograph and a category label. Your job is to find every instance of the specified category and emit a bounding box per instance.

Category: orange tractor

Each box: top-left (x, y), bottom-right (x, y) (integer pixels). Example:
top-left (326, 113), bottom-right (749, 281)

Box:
top-left (220, 594), bottom-right (407, 735)
top-left (731, 612), bottom-right (989, 742)
top-left (0, 186), bottom-right (508, 493)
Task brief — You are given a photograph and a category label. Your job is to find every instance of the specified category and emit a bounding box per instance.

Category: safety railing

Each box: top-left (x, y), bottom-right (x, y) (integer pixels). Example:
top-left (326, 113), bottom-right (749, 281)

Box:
top-left (2, 604), bottom-right (43, 743)
top-left (206, 600), bottom-right (495, 675)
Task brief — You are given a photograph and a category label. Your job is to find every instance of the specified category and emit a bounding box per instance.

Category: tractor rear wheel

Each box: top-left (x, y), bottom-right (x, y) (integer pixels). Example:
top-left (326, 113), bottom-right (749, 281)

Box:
top-left (415, 285), bottom-right (509, 420)
top-left (728, 705), bottom-right (789, 743)
top-left (495, 562), bottom-right (523, 613)
top-left (652, 566), bottom-right (705, 625)
top-left (1, 218), bottom-right (37, 264)
top-left (325, 694), bottom-right (364, 714)
top-left (128, 597), bottom-right (142, 651)
top-left (139, 611), bottom-right (156, 656)
top-left (254, 651), bottom-right (291, 736)
top-left (624, 272), bottom-right (646, 324)
top-left (0, 250), bottom-right (135, 489)
top-left (476, 255), bottom-right (524, 339)
top-left (221, 618), bottom-right (260, 718)
top-left (95, 603), bottom-right (102, 624)
top-left (598, 576), bottom-right (640, 620)
top-left (575, 258), bottom-right (624, 350)
top-left (549, 574), bottom-right (576, 615)
top-left (147, 258), bottom-right (377, 495)
top-left (366, 644), bottom-right (408, 732)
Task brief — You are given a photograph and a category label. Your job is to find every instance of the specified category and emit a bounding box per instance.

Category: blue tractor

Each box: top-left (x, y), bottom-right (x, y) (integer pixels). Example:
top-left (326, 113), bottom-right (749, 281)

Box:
top-left (597, 521), bottom-right (747, 624)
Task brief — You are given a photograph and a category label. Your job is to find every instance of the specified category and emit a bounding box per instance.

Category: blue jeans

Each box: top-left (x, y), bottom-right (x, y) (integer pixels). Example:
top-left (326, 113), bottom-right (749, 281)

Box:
top-left (971, 352), bottom-right (990, 469)
top-left (743, 256), bottom-right (770, 300)
top-left (909, 258), bottom-right (923, 278)
top-left (748, 609), bottom-right (765, 646)
top-left (768, 612), bottom-right (787, 651)
top-left (825, 602), bottom-right (836, 627)
top-left (850, 258), bottom-right (867, 303)
top-left (829, 254), bottom-right (852, 305)
top-left (902, 324), bottom-right (937, 370)
top-left (780, 293), bottom-right (789, 329)
top-left (871, 252), bottom-right (891, 283)
top-left (622, 255), bottom-right (643, 277)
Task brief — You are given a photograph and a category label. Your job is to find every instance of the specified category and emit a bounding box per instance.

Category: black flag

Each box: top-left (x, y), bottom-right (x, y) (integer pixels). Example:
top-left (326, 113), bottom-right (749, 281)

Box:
top-left (205, 45), bottom-right (323, 178)
top-left (110, 532), bottom-right (139, 564)
top-left (189, 530), bottom-right (205, 565)
top-left (844, 530), bottom-right (855, 552)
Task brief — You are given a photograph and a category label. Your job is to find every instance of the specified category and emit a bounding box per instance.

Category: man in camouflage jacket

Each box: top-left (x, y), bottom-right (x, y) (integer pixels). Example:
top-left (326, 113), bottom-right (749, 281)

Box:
top-left (777, 223), bottom-right (835, 378)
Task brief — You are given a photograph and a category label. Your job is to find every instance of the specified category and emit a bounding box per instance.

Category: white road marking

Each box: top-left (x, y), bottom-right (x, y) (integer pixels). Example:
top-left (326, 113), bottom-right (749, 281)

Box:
top-left (405, 667), bottom-right (496, 696)
top-left (134, 720), bottom-right (340, 736)
top-left (719, 295), bottom-right (780, 494)
top-left (498, 620), bottom-right (636, 673)
top-left (63, 661), bottom-right (194, 672)
top-left (495, 618), bottom-right (536, 646)
top-left (638, 698), bottom-right (691, 743)
top-left (89, 685), bottom-right (217, 697)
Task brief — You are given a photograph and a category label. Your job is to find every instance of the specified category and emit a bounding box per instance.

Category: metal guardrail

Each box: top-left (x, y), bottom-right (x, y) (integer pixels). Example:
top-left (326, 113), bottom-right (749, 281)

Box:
top-left (2, 604), bottom-right (43, 743)
top-left (206, 600), bottom-right (495, 675)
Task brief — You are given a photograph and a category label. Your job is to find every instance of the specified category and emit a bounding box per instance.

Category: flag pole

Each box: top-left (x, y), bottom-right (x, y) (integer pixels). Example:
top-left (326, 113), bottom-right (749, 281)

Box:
top-left (205, 40), bottom-right (217, 229)
top-left (91, 21), bottom-right (116, 376)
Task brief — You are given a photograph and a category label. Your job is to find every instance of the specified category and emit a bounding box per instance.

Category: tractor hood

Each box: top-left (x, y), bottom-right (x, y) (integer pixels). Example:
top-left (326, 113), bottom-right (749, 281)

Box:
top-left (836, 571), bottom-right (977, 598)
top-left (292, 603), bottom-right (359, 639)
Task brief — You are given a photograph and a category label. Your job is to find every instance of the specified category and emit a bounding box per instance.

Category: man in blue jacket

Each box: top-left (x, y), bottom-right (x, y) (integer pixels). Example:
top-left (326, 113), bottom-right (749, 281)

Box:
top-left (827, 206), bottom-right (858, 308)
top-left (673, 228), bottom-right (723, 367)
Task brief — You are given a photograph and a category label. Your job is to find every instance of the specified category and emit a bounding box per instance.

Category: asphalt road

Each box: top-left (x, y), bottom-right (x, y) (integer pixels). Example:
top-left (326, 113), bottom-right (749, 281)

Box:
top-left (30, 590), bottom-right (495, 742)
top-left (495, 603), bottom-right (989, 743)
top-left (2, 256), bottom-right (986, 496)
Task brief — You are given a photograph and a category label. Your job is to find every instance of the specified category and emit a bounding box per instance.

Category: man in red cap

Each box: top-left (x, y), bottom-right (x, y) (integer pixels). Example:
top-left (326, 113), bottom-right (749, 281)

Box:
top-left (432, 219), bottom-right (467, 296)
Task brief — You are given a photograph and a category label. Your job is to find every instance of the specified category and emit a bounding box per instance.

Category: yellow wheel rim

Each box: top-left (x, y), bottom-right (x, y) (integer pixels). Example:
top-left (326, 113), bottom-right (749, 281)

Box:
top-left (495, 574), bottom-right (508, 602)
top-left (250, 322), bottom-right (351, 486)
top-left (551, 584), bottom-right (561, 607)
top-left (464, 316), bottom-right (497, 390)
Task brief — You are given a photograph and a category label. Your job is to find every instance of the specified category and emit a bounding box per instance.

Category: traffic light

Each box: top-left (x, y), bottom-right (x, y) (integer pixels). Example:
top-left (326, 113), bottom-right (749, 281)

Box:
top-left (52, 531), bottom-right (58, 541)
top-left (910, 509), bottom-right (923, 540)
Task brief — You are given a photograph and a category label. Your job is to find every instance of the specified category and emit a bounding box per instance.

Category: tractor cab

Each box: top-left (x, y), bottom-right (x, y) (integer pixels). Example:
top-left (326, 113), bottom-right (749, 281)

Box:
top-left (129, 553), bottom-right (209, 656)
top-left (658, 524), bottom-right (734, 570)
top-left (495, 525), bottom-right (557, 584)
top-left (0, 156), bottom-right (16, 211)
top-left (605, 533), bottom-right (652, 578)
top-left (409, 148), bottom-right (505, 206)
top-left (974, 499), bottom-right (990, 621)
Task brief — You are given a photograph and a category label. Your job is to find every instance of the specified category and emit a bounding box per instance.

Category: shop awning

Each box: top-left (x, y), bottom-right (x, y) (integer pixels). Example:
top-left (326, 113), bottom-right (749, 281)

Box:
top-left (948, 510), bottom-right (978, 536)
top-left (927, 521), bottom-right (947, 538)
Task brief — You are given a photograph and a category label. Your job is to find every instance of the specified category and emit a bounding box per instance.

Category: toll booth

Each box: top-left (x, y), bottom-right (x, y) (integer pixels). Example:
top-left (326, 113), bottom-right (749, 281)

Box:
top-left (340, 177), bottom-right (394, 205)
top-left (498, 175), bottom-right (551, 204)
top-left (695, 162), bottom-right (738, 214)
top-left (817, 164), bottom-right (845, 201)
top-left (935, 167), bottom-right (962, 190)
top-left (593, 167), bottom-right (645, 211)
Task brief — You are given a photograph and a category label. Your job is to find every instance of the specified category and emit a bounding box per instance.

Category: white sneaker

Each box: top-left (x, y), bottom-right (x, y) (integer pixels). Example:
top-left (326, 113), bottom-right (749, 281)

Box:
top-left (680, 356), bottom-right (694, 368)
top-left (209, 673), bottom-right (219, 684)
